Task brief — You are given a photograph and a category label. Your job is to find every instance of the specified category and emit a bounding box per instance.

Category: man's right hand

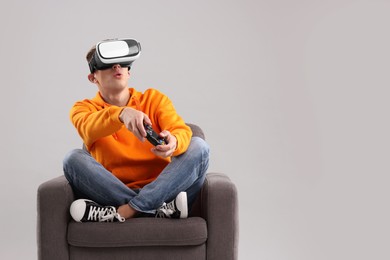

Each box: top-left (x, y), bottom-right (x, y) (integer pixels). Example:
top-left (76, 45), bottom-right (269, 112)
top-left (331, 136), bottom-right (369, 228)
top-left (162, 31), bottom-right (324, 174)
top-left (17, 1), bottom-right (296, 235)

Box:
top-left (119, 107), bottom-right (152, 141)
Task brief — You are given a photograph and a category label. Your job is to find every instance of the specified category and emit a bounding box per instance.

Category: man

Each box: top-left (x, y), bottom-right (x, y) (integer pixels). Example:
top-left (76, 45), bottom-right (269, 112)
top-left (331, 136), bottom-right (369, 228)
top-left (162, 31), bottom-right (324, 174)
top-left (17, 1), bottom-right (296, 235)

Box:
top-left (63, 38), bottom-right (209, 222)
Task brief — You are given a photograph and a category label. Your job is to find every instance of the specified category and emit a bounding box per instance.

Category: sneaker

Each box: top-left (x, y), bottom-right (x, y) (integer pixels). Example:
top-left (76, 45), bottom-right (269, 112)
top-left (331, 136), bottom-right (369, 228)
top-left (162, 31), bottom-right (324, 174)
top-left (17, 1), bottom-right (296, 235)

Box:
top-left (70, 199), bottom-right (125, 223)
top-left (155, 192), bottom-right (188, 219)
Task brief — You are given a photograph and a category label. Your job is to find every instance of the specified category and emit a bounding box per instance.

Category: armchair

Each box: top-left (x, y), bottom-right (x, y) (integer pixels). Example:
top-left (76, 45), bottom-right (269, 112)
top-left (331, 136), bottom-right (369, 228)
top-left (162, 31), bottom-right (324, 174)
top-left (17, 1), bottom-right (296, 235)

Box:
top-left (37, 124), bottom-right (238, 260)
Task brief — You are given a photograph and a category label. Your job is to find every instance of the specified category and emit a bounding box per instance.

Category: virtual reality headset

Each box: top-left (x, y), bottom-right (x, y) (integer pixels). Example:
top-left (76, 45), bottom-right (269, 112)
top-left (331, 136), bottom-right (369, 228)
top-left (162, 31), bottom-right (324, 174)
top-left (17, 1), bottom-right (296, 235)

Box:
top-left (88, 38), bottom-right (141, 73)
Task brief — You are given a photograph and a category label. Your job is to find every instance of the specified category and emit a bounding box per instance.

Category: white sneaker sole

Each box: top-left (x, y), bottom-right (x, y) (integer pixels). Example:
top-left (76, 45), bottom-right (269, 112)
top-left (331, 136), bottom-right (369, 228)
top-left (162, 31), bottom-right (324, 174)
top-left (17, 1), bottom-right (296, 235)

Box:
top-left (175, 192), bottom-right (188, 218)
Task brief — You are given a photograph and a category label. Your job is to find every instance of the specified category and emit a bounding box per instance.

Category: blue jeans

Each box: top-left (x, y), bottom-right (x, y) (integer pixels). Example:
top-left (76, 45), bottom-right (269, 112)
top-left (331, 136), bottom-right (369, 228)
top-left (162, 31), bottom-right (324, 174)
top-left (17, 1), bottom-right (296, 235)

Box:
top-left (63, 137), bottom-right (209, 214)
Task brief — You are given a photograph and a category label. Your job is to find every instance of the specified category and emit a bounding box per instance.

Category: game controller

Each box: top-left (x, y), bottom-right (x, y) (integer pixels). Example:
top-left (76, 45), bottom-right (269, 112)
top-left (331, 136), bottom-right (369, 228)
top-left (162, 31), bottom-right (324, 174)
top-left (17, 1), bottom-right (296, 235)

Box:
top-left (144, 124), bottom-right (166, 146)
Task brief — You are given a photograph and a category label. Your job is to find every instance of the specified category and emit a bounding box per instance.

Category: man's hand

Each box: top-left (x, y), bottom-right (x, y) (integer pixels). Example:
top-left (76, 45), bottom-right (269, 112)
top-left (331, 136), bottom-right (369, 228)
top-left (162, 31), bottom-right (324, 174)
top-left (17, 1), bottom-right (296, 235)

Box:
top-left (119, 107), bottom-right (152, 141)
top-left (151, 130), bottom-right (177, 158)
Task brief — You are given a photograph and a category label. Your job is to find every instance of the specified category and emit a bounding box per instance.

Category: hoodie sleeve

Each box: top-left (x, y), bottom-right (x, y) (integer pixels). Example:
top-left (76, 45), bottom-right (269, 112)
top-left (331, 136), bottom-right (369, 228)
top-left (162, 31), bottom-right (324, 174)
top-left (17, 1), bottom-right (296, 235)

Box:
top-left (70, 100), bottom-right (124, 147)
top-left (147, 89), bottom-right (192, 156)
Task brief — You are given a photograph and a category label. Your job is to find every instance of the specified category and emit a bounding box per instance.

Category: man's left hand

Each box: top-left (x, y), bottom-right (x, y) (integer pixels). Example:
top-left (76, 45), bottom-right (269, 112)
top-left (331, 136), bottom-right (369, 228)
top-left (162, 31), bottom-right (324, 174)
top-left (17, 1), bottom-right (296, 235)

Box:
top-left (151, 130), bottom-right (177, 158)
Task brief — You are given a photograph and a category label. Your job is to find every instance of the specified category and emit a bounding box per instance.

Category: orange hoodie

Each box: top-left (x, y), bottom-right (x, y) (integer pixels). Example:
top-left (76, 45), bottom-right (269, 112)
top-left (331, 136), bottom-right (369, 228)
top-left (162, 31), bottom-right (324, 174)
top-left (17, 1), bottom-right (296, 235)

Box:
top-left (70, 88), bottom-right (192, 189)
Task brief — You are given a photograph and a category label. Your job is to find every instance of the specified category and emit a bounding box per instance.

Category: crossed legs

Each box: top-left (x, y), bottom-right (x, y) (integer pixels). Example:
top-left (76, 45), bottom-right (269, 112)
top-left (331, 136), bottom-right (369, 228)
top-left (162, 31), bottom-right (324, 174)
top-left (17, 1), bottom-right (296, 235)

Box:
top-left (63, 137), bottom-right (209, 219)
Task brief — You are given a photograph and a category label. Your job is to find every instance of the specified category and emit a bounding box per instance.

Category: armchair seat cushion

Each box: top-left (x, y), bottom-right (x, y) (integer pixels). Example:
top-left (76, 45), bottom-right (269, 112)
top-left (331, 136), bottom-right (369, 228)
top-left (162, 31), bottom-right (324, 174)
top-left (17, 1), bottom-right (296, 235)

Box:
top-left (67, 217), bottom-right (207, 248)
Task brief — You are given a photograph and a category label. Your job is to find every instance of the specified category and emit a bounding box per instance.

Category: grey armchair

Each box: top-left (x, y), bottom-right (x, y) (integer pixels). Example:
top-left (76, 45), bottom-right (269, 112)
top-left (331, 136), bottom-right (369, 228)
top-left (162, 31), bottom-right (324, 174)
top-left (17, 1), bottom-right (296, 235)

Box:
top-left (37, 124), bottom-right (238, 260)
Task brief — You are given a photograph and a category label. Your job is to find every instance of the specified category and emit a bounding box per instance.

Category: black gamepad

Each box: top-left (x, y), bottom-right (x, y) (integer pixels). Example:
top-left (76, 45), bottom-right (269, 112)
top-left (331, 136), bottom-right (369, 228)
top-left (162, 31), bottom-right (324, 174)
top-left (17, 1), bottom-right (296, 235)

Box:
top-left (144, 124), bottom-right (166, 146)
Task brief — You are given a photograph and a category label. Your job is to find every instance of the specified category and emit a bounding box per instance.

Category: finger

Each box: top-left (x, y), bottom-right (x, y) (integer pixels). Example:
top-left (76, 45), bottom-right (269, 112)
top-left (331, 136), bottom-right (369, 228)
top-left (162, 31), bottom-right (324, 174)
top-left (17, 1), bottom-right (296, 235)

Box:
top-left (152, 143), bottom-right (167, 151)
top-left (143, 115), bottom-right (152, 126)
top-left (159, 130), bottom-right (170, 139)
top-left (133, 127), bottom-right (145, 142)
top-left (164, 134), bottom-right (177, 151)
top-left (151, 148), bottom-right (172, 158)
top-left (136, 115), bottom-right (148, 137)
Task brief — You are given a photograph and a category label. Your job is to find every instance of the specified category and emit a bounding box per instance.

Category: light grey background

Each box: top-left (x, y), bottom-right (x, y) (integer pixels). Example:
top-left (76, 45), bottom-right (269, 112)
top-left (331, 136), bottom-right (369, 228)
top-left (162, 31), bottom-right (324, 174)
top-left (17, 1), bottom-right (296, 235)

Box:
top-left (1, 0), bottom-right (389, 259)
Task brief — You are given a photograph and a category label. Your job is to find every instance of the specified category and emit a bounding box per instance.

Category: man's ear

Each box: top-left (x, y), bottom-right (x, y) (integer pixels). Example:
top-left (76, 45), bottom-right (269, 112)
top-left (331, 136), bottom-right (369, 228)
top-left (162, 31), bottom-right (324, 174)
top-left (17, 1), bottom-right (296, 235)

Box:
top-left (88, 73), bottom-right (96, 83)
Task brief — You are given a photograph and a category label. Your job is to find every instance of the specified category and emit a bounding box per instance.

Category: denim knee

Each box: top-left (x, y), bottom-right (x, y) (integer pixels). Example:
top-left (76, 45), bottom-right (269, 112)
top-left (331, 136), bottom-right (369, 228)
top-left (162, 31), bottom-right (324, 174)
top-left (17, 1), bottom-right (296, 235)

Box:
top-left (188, 137), bottom-right (210, 163)
top-left (63, 149), bottom-right (87, 180)
top-left (185, 137), bottom-right (210, 172)
top-left (63, 148), bottom-right (85, 166)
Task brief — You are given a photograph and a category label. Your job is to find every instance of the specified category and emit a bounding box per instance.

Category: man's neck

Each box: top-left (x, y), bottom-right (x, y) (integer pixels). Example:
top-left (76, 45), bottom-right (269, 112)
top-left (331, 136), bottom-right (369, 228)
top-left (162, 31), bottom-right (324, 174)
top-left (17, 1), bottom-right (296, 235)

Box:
top-left (100, 88), bottom-right (130, 107)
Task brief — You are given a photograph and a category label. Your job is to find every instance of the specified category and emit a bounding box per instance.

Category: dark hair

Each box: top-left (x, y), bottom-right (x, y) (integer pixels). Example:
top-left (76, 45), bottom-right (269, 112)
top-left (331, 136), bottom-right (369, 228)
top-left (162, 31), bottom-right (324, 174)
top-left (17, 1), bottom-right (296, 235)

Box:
top-left (86, 45), bottom-right (96, 63)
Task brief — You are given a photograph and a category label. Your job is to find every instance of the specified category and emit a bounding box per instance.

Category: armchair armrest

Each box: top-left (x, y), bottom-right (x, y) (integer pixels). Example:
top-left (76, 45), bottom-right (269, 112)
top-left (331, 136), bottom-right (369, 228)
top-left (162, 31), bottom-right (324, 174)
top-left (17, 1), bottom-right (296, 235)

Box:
top-left (200, 173), bottom-right (239, 260)
top-left (37, 175), bottom-right (74, 260)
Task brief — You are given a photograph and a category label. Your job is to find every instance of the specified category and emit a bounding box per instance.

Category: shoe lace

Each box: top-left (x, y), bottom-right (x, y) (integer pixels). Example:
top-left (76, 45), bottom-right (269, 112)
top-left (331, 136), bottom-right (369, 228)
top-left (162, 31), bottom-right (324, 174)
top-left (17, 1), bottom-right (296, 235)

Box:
top-left (155, 202), bottom-right (175, 218)
top-left (88, 206), bottom-right (125, 222)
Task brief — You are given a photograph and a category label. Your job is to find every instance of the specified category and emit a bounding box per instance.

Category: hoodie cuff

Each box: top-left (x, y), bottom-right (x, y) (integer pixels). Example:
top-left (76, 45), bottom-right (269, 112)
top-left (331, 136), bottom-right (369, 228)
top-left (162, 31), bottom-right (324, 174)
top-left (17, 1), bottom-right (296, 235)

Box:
top-left (109, 106), bottom-right (124, 124)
